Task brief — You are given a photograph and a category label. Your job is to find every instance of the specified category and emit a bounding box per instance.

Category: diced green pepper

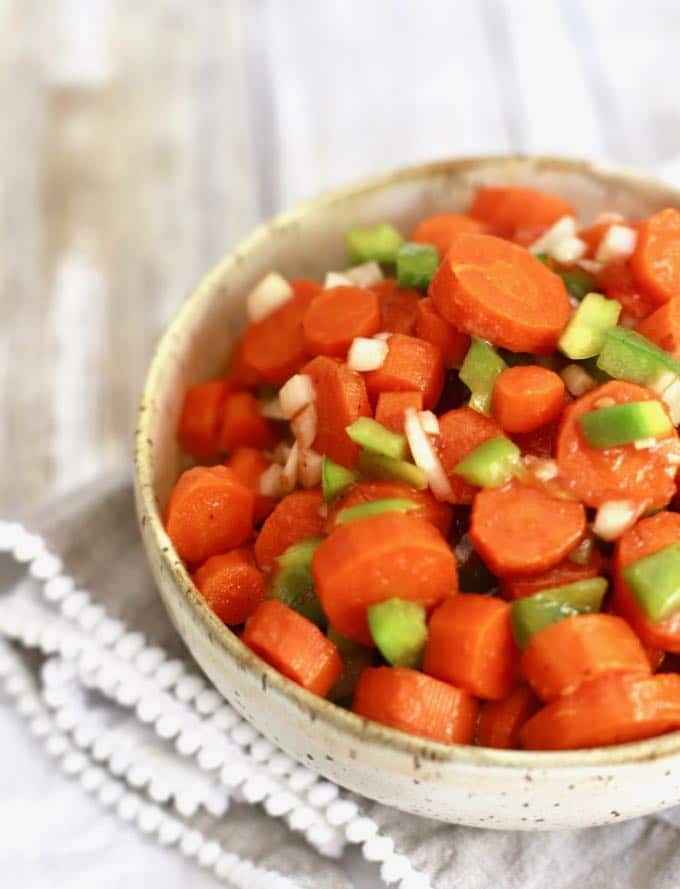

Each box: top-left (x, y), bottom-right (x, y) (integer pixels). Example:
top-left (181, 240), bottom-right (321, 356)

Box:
top-left (396, 242), bottom-right (439, 289)
top-left (579, 401), bottom-right (672, 449)
top-left (327, 626), bottom-right (375, 701)
top-left (623, 542), bottom-right (680, 622)
top-left (269, 537), bottom-right (325, 626)
top-left (557, 269), bottom-right (597, 302)
top-left (367, 598), bottom-right (428, 668)
top-left (460, 338), bottom-right (507, 416)
top-left (358, 450), bottom-right (428, 489)
top-left (511, 577), bottom-right (608, 649)
top-left (558, 293), bottom-right (622, 360)
top-left (321, 456), bottom-right (358, 502)
top-left (335, 497), bottom-right (418, 525)
top-left (346, 417), bottom-right (408, 460)
top-left (597, 328), bottom-right (680, 388)
top-left (346, 223), bottom-right (404, 266)
top-left (454, 436), bottom-right (521, 488)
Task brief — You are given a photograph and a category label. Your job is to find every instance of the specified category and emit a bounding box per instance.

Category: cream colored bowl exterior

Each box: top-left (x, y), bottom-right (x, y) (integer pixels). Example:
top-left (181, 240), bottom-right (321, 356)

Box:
top-left (135, 156), bottom-right (680, 829)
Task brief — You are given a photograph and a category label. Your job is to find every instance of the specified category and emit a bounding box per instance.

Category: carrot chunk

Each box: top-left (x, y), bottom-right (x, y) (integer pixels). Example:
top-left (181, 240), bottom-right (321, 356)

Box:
top-left (374, 391), bottom-right (423, 434)
top-left (415, 298), bottom-right (470, 368)
top-left (243, 600), bottom-right (342, 696)
top-left (218, 391), bottom-right (277, 454)
top-left (165, 466), bottom-right (255, 565)
top-left (511, 418), bottom-right (560, 459)
top-left (303, 285), bottom-right (381, 357)
top-left (595, 261), bottom-right (656, 320)
top-left (436, 407), bottom-right (503, 504)
top-left (178, 379), bottom-right (234, 461)
top-left (631, 208), bottom-right (680, 305)
top-left (254, 488), bottom-right (325, 571)
top-left (521, 673), bottom-right (680, 750)
top-left (364, 333), bottom-right (444, 410)
top-left (556, 381), bottom-right (677, 509)
top-left (502, 549), bottom-right (603, 600)
top-left (193, 548), bottom-right (266, 625)
top-left (227, 447), bottom-right (277, 523)
top-left (476, 686), bottom-right (539, 749)
top-left (469, 186), bottom-right (575, 242)
top-left (411, 212), bottom-right (490, 258)
top-left (313, 512), bottom-right (457, 644)
top-left (371, 280), bottom-right (420, 334)
top-left (492, 365), bottom-right (565, 434)
top-left (429, 233), bottom-right (571, 354)
top-left (423, 595), bottom-right (518, 700)
top-left (301, 355), bottom-right (371, 467)
top-left (352, 666), bottom-right (477, 744)
top-left (636, 297), bottom-right (680, 360)
top-left (614, 511), bottom-right (680, 653)
top-left (470, 482), bottom-right (586, 577)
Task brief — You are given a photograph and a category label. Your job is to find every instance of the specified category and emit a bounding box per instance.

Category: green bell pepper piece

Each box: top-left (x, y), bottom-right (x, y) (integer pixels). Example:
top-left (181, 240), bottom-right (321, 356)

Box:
top-left (346, 417), bottom-right (408, 460)
top-left (269, 537), bottom-right (326, 626)
top-left (460, 338), bottom-right (507, 415)
top-left (558, 269), bottom-right (597, 302)
top-left (454, 435), bottom-right (521, 488)
top-left (346, 223), bottom-right (404, 265)
top-left (623, 542), bottom-right (680, 622)
top-left (396, 242), bottom-right (439, 289)
top-left (335, 497), bottom-right (418, 525)
top-left (511, 577), bottom-right (608, 649)
top-left (579, 400), bottom-right (672, 449)
top-left (321, 456), bottom-right (358, 503)
top-left (367, 598), bottom-right (428, 668)
top-left (597, 328), bottom-right (680, 388)
top-left (358, 450), bottom-right (428, 489)
top-left (558, 292), bottom-right (622, 360)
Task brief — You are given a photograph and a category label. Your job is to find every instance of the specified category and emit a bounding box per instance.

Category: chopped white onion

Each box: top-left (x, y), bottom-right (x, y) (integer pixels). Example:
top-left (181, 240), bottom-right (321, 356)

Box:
top-left (344, 261), bottom-right (384, 288)
top-left (404, 408), bottom-right (453, 501)
top-left (278, 374), bottom-right (316, 420)
top-left (298, 448), bottom-right (323, 488)
top-left (524, 456), bottom-right (559, 482)
top-left (594, 396), bottom-right (616, 409)
top-left (259, 463), bottom-right (285, 497)
top-left (529, 216), bottom-right (577, 255)
top-left (593, 500), bottom-right (645, 541)
top-left (576, 257), bottom-right (604, 275)
top-left (247, 273), bottom-right (294, 323)
top-left (281, 441), bottom-right (300, 492)
top-left (649, 370), bottom-right (678, 397)
top-left (259, 397), bottom-right (284, 420)
top-left (347, 337), bottom-right (388, 372)
top-left (550, 236), bottom-right (587, 265)
top-left (418, 411), bottom-right (440, 436)
top-left (661, 378), bottom-right (680, 425)
top-left (633, 437), bottom-right (658, 450)
top-left (323, 271), bottom-right (353, 289)
top-left (595, 224), bottom-right (637, 265)
top-left (561, 364), bottom-right (597, 397)
top-left (373, 331), bottom-right (392, 341)
top-left (290, 402), bottom-right (318, 449)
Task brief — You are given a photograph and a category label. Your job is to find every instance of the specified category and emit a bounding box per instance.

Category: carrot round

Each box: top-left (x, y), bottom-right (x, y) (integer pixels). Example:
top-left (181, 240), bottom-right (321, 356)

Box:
top-left (423, 595), bottom-right (518, 700)
top-left (470, 481), bottom-right (586, 577)
top-left (614, 511), bottom-right (680, 652)
top-left (415, 297), bottom-right (470, 368)
top-left (521, 673), bottom-right (680, 750)
top-left (178, 379), bottom-right (234, 461)
top-left (521, 614), bottom-right (650, 703)
top-left (324, 479), bottom-right (452, 538)
top-left (227, 446), bottom-right (277, 523)
top-left (193, 548), bottom-right (266, 625)
top-left (436, 407), bottom-right (503, 504)
top-left (594, 261), bottom-right (656, 320)
top-left (165, 466), bottom-right (255, 565)
top-left (630, 208), bottom-right (680, 305)
top-left (218, 390), bottom-right (277, 454)
top-left (302, 355), bottom-right (371, 466)
top-left (511, 418), bottom-right (560, 459)
top-left (313, 512), bottom-right (457, 644)
top-left (374, 391), bottom-right (423, 434)
top-left (239, 279), bottom-right (321, 385)
top-left (371, 279), bottom-right (420, 334)
top-left (476, 686), bottom-right (539, 749)
top-left (411, 212), bottom-right (490, 258)
top-left (429, 233), bottom-right (571, 354)
top-left (352, 666), bottom-right (477, 744)
top-left (363, 333), bottom-right (444, 410)
top-left (254, 488), bottom-right (325, 571)
top-left (243, 600), bottom-right (342, 697)
top-left (501, 548), bottom-right (603, 600)
top-left (636, 296), bottom-right (680, 360)
top-left (303, 285), bottom-right (381, 357)
top-left (469, 186), bottom-right (575, 242)
top-left (556, 381), bottom-right (677, 509)
top-left (492, 365), bottom-right (565, 434)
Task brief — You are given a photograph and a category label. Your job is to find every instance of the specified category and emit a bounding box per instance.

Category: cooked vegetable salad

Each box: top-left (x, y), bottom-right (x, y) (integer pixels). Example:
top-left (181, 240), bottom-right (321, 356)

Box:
top-left (166, 185), bottom-right (680, 751)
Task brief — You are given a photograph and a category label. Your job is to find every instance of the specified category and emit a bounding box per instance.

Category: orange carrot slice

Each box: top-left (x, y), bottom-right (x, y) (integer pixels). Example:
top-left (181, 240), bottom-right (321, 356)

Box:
top-left (254, 488), bottom-right (325, 571)
top-left (371, 280), bottom-right (420, 334)
top-left (631, 208), bottom-right (680, 305)
top-left (595, 261), bottom-right (656, 320)
top-left (178, 379), bottom-right (234, 461)
top-left (374, 391), bottom-right (424, 434)
top-left (218, 391), bottom-right (277, 454)
top-left (436, 407), bottom-right (503, 504)
top-left (303, 285), bottom-right (381, 357)
top-left (411, 212), bottom-right (490, 258)
top-left (364, 333), bottom-right (444, 410)
top-left (227, 447), bottom-right (277, 523)
top-left (193, 547), bottom-right (266, 625)
top-left (469, 186), bottom-right (575, 242)
top-left (476, 685), bottom-right (539, 749)
top-left (492, 365), bottom-right (565, 434)
top-left (501, 549), bottom-right (603, 600)
top-left (636, 296), bottom-right (680, 360)
top-left (415, 297), bottom-right (470, 368)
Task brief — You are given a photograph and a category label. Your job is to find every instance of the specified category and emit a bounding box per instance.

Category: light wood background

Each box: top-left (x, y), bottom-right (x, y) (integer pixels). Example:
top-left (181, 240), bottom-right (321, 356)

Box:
top-left (2, 0), bottom-right (680, 514)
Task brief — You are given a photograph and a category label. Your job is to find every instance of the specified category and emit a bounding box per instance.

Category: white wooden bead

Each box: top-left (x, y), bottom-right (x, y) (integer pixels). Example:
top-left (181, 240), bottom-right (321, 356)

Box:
top-left (136, 694), bottom-right (162, 723)
top-left (158, 817), bottom-right (183, 846)
top-left (198, 840), bottom-right (221, 868)
top-left (175, 674), bottom-right (205, 701)
top-left (134, 646), bottom-right (165, 674)
top-left (155, 659), bottom-right (185, 688)
top-left (137, 804), bottom-right (163, 834)
top-left (30, 553), bottom-right (63, 579)
top-left (363, 834), bottom-right (395, 862)
top-left (345, 816), bottom-right (378, 843)
top-left (44, 576), bottom-right (75, 602)
top-left (117, 793), bottom-right (141, 821)
top-left (195, 689), bottom-right (222, 714)
top-left (179, 828), bottom-right (203, 857)
top-left (80, 767), bottom-right (107, 792)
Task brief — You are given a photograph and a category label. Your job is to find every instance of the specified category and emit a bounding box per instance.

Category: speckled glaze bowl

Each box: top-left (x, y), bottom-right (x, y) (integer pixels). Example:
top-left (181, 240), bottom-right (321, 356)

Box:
top-left (135, 156), bottom-right (680, 829)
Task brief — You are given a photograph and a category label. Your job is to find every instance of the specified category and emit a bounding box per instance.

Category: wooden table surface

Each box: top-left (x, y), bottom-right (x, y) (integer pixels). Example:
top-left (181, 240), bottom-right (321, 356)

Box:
top-left (2, 0), bottom-right (680, 513)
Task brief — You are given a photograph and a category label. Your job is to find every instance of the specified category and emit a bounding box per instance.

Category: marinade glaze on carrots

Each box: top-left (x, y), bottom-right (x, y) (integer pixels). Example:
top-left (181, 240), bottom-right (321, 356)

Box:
top-left (166, 189), bottom-right (680, 751)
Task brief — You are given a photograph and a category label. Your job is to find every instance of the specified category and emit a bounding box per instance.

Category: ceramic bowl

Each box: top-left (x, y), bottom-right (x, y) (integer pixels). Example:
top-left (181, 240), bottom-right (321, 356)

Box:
top-left (135, 156), bottom-right (680, 829)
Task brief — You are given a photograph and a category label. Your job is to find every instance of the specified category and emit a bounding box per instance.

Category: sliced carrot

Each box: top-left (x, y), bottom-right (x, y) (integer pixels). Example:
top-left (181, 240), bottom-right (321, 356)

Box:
top-left (501, 548), bottom-right (603, 600)
top-left (423, 595), bottom-right (518, 700)
top-left (178, 379), bottom-right (234, 461)
top-left (313, 512), bottom-right (457, 644)
top-left (371, 279), bottom-right (420, 334)
top-left (226, 447), bottom-right (277, 523)
top-left (352, 666), bottom-right (477, 744)
top-left (411, 212), bottom-right (490, 258)
top-left (254, 488), bottom-right (325, 571)
top-left (555, 380), bottom-right (677, 509)
top-left (374, 390), bottom-right (423, 434)
top-left (614, 511), bottom-right (680, 652)
top-left (521, 673), bottom-right (680, 750)
top-left (511, 418), bottom-right (560, 459)
top-left (415, 298), bottom-right (470, 368)
top-left (492, 365), bottom-right (565, 434)
top-left (324, 479), bottom-right (452, 538)
top-left (578, 221), bottom-right (611, 257)
top-left (227, 338), bottom-right (262, 387)
top-left (243, 600), bottom-right (342, 697)
top-left (470, 481), bottom-right (586, 577)
top-left (303, 285), bottom-right (381, 357)
top-left (239, 278), bottom-right (321, 385)
top-left (476, 686), bottom-right (539, 749)
top-left (193, 548), bottom-right (266, 625)
top-left (595, 261), bottom-right (656, 320)
top-left (469, 186), bottom-right (575, 242)
top-left (218, 390), bottom-right (277, 454)
top-left (364, 333), bottom-right (444, 410)
top-left (631, 208), bottom-right (680, 305)
top-left (429, 233), bottom-right (571, 354)
top-left (636, 296), bottom-right (680, 360)
top-left (301, 355), bottom-right (371, 467)
top-left (436, 407), bottom-right (503, 504)
top-left (521, 614), bottom-right (650, 703)
top-left (165, 466), bottom-right (255, 565)
top-left (645, 646), bottom-right (666, 672)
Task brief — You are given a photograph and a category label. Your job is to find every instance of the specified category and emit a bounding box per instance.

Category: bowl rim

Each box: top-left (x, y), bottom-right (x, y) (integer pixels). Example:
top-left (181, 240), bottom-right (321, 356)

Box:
top-left (135, 153), bottom-right (680, 771)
